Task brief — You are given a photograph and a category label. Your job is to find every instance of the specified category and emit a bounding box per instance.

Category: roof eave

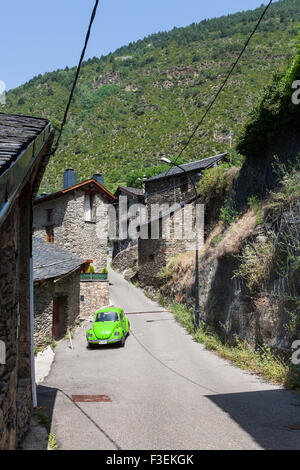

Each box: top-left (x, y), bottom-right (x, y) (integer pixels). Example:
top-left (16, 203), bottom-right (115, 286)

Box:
top-left (0, 121), bottom-right (52, 224)
top-left (146, 153), bottom-right (228, 183)
top-left (34, 179), bottom-right (116, 205)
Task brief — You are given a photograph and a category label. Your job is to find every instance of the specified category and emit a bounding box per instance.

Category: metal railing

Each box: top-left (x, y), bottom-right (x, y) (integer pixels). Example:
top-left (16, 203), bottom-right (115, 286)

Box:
top-left (80, 273), bottom-right (108, 281)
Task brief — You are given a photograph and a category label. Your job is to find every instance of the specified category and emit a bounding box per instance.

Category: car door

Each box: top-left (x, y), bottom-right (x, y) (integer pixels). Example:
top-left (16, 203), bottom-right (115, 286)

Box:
top-left (120, 310), bottom-right (126, 334)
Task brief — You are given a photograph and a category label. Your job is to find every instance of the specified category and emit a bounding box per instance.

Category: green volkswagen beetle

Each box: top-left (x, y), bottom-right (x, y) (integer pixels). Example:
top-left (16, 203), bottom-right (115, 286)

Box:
top-left (86, 307), bottom-right (130, 348)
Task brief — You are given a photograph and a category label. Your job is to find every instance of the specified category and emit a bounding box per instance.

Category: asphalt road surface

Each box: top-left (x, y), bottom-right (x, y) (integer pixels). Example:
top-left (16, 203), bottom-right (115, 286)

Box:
top-left (39, 267), bottom-right (300, 450)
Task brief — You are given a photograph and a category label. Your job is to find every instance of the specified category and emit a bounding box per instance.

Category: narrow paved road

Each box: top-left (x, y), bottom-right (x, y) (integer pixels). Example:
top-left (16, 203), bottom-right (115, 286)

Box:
top-left (39, 267), bottom-right (300, 450)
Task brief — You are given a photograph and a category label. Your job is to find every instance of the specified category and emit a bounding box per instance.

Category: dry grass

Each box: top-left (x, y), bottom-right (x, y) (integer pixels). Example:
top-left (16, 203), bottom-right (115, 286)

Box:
top-left (234, 238), bottom-right (274, 293)
top-left (162, 251), bottom-right (195, 293)
top-left (160, 208), bottom-right (257, 288)
top-left (169, 302), bottom-right (296, 388)
top-left (207, 209), bottom-right (257, 262)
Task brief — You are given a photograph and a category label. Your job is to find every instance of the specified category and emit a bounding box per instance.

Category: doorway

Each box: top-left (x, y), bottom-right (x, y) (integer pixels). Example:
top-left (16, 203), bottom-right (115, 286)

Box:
top-left (52, 296), bottom-right (67, 339)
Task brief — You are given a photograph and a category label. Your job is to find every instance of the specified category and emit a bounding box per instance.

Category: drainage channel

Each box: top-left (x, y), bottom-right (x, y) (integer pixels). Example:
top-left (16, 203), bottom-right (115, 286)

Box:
top-left (72, 395), bottom-right (112, 403)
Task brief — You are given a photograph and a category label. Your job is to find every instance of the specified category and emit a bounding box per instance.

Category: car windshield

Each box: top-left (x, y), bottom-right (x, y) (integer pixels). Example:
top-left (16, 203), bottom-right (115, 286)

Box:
top-left (95, 311), bottom-right (119, 322)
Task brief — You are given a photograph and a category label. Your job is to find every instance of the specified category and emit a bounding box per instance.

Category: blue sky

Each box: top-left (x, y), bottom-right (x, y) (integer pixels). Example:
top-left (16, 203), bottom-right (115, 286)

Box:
top-left (1, 1), bottom-right (275, 90)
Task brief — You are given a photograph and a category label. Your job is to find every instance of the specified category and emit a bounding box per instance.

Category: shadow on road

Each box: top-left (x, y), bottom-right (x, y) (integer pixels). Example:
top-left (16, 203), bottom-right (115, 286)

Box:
top-left (37, 384), bottom-right (58, 436)
top-left (37, 384), bottom-right (122, 450)
top-left (207, 388), bottom-right (300, 450)
top-left (37, 382), bottom-right (300, 449)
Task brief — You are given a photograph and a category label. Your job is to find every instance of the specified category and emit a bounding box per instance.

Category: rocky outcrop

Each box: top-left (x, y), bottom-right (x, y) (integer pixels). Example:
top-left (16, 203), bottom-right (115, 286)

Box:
top-left (159, 199), bottom-right (300, 352)
top-left (93, 71), bottom-right (122, 90)
top-left (112, 245), bottom-right (138, 282)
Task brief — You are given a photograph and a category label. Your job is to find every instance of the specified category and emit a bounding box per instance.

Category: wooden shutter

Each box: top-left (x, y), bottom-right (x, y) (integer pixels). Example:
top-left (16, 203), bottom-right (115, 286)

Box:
top-left (84, 194), bottom-right (91, 221)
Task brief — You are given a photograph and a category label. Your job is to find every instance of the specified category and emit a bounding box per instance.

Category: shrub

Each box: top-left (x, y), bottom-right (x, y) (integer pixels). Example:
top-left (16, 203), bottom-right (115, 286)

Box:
top-left (238, 41), bottom-right (300, 158)
top-left (219, 200), bottom-right (238, 225)
top-left (197, 165), bottom-right (229, 204)
top-left (234, 239), bottom-right (274, 293)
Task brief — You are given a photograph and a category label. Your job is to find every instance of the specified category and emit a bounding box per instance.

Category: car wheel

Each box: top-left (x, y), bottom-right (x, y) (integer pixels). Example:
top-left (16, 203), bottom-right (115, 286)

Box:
top-left (87, 342), bottom-right (94, 349)
top-left (120, 336), bottom-right (125, 348)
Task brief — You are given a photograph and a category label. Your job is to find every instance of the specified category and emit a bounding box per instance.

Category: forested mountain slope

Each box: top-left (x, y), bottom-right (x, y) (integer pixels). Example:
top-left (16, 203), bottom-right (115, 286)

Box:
top-left (3, 0), bottom-right (300, 192)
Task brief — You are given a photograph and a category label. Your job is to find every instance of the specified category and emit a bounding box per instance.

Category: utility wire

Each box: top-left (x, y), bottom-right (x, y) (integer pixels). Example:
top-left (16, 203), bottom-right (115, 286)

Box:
top-left (51, 0), bottom-right (100, 156)
top-left (164, 0), bottom-right (273, 176)
top-left (130, 328), bottom-right (219, 394)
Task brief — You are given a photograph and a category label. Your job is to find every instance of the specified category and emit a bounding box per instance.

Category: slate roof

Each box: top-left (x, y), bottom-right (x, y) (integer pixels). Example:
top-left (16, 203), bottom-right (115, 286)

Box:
top-left (33, 236), bottom-right (84, 282)
top-left (146, 153), bottom-right (227, 183)
top-left (34, 178), bottom-right (115, 205)
top-left (114, 186), bottom-right (144, 198)
top-left (0, 113), bottom-right (49, 176)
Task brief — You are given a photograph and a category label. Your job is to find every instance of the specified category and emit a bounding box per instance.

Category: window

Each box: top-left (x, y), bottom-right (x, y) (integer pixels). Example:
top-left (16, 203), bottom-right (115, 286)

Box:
top-left (81, 261), bottom-right (92, 274)
top-left (95, 311), bottom-right (119, 322)
top-left (46, 226), bottom-right (54, 243)
top-left (84, 194), bottom-right (95, 222)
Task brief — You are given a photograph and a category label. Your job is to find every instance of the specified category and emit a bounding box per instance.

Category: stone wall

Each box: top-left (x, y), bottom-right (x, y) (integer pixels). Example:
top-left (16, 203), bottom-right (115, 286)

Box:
top-left (0, 206), bottom-right (19, 449)
top-left (33, 190), bottom-right (108, 272)
top-left (33, 281), bottom-right (53, 347)
top-left (80, 281), bottom-right (110, 317)
top-left (16, 379), bottom-right (32, 445)
top-left (138, 238), bottom-right (188, 288)
top-left (160, 250), bottom-right (296, 351)
top-left (0, 192), bottom-right (33, 449)
top-left (145, 172), bottom-right (200, 207)
top-left (56, 270), bottom-right (81, 331)
top-left (138, 202), bottom-right (203, 287)
top-left (112, 244), bottom-right (138, 281)
top-left (34, 269), bottom-right (81, 347)
top-left (0, 128), bottom-right (54, 450)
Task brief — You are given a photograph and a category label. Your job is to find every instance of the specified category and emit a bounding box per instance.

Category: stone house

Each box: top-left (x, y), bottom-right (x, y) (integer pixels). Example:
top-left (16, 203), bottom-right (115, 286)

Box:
top-left (144, 153), bottom-right (227, 206)
top-left (33, 170), bottom-right (112, 321)
top-left (138, 154), bottom-right (227, 287)
top-left (33, 236), bottom-right (84, 347)
top-left (33, 169), bottom-right (115, 273)
top-left (0, 114), bottom-right (54, 449)
top-left (111, 186), bottom-right (145, 259)
top-left (137, 195), bottom-right (200, 287)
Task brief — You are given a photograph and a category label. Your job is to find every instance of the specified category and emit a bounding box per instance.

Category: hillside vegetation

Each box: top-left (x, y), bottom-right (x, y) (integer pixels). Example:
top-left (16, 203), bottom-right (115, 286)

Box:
top-left (3, 0), bottom-right (300, 192)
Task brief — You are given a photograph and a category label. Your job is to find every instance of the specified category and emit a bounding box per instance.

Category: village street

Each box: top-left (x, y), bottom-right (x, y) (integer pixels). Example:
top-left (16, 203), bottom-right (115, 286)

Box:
top-left (36, 266), bottom-right (300, 450)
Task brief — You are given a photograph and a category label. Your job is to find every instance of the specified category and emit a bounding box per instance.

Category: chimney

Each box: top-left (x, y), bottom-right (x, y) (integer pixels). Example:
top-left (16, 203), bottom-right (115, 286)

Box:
top-left (63, 168), bottom-right (77, 189)
top-left (93, 173), bottom-right (104, 186)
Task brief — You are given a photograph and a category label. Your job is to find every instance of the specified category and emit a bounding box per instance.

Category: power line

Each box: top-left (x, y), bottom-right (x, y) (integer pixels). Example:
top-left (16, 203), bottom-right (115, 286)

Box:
top-left (166, 0), bottom-right (273, 175)
top-left (51, 0), bottom-right (100, 156)
top-left (130, 328), bottom-right (219, 394)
